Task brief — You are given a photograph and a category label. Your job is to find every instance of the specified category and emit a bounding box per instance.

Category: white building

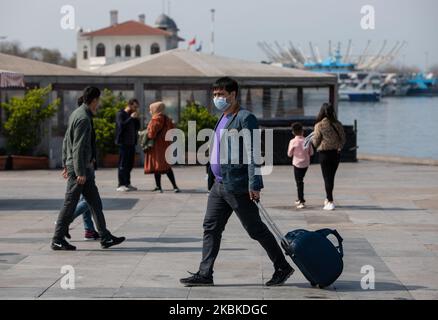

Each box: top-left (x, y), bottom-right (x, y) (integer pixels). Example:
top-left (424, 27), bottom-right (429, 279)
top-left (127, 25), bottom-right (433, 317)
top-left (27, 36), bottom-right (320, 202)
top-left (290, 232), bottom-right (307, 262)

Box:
top-left (77, 11), bottom-right (184, 71)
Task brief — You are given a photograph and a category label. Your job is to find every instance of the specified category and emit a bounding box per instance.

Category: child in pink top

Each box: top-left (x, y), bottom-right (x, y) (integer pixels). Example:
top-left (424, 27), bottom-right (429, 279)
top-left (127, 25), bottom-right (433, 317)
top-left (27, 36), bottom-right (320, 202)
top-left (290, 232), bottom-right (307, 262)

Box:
top-left (287, 123), bottom-right (314, 209)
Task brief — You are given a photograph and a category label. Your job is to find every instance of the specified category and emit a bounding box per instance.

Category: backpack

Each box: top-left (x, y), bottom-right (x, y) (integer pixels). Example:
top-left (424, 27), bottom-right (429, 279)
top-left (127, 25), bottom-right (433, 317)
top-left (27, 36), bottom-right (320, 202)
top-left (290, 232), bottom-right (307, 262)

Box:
top-left (139, 115), bottom-right (174, 151)
top-left (138, 128), bottom-right (154, 151)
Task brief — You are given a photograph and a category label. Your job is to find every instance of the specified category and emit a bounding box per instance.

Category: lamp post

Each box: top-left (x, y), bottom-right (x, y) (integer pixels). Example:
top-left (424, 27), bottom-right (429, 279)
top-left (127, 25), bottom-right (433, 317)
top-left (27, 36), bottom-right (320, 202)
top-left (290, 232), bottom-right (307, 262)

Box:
top-left (210, 9), bottom-right (215, 55)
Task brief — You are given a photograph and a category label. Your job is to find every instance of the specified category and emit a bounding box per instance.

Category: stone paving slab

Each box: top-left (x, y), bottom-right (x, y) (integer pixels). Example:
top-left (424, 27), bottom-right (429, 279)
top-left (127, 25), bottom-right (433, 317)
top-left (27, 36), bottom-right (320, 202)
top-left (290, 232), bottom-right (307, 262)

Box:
top-left (0, 161), bottom-right (438, 299)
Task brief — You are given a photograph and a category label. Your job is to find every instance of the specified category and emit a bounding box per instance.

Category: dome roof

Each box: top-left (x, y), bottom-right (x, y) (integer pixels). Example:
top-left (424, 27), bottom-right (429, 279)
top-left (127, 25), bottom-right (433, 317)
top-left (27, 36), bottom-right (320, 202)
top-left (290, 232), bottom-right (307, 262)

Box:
top-left (155, 13), bottom-right (178, 30)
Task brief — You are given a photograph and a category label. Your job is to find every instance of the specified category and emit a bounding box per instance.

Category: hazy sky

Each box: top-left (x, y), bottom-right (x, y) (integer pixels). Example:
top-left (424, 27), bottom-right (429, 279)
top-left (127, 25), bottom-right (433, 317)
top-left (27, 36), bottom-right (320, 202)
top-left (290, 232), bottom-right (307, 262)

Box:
top-left (1, 0), bottom-right (437, 69)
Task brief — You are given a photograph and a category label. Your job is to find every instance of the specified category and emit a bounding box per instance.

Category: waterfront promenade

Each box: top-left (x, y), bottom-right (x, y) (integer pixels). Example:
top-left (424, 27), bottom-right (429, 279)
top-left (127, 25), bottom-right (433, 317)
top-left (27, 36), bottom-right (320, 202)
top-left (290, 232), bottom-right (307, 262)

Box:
top-left (0, 161), bottom-right (437, 300)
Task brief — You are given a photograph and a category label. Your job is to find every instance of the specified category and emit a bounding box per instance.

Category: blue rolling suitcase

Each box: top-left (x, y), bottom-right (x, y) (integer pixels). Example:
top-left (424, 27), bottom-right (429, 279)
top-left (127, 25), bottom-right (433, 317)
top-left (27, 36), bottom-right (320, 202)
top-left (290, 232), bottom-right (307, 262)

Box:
top-left (255, 200), bottom-right (344, 288)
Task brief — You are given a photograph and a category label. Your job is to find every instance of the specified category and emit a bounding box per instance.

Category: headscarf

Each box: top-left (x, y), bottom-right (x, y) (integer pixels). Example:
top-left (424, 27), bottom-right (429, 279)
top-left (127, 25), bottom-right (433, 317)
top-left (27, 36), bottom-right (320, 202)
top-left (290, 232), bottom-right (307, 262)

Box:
top-left (149, 101), bottom-right (165, 116)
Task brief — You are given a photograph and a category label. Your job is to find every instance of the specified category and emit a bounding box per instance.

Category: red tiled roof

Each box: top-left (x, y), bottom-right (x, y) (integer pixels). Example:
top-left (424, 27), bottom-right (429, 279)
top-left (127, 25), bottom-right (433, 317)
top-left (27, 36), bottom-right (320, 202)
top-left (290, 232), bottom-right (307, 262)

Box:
top-left (82, 20), bottom-right (172, 37)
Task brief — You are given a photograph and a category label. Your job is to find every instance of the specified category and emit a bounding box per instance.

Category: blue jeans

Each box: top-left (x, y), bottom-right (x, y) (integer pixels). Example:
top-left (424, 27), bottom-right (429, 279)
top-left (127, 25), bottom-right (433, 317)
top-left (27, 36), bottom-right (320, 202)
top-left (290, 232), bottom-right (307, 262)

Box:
top-left (72, 196), bottom-right (96, 232)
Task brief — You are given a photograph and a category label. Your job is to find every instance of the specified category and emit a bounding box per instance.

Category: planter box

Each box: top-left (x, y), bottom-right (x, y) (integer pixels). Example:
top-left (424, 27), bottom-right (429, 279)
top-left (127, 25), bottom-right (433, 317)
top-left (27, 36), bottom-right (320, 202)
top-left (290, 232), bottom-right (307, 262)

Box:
top-left (0, 156), bottom-right (8, 170)
top-left (102, 154), bottom-right (119, 168)
top-left (102, 153), bottom-right (141, 168)
top-left (11, 155), bottom-right (49, 170)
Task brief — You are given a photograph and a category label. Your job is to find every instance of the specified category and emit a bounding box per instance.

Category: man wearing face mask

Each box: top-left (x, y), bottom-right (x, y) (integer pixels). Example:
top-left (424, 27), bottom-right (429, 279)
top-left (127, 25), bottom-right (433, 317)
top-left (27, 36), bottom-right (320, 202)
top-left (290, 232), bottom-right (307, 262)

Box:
top-left (180, 77), bottom-right (294, 287)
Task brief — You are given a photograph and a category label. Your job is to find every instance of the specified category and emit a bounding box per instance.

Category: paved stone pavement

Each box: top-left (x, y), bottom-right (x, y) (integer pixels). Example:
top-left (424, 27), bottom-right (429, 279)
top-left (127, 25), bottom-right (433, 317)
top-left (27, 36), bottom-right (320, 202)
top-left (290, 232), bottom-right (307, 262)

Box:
top-left (0, 161), bottom-right (438, 300)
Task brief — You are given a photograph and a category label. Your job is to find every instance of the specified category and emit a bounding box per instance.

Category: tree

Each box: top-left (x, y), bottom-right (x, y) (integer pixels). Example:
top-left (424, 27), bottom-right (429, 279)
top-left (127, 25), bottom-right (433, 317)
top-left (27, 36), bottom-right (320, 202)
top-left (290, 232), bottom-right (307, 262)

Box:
top-left (1, 85), bottom-right (59, 155)
top-left (65, 52), bottom-right (77, 68)
top-left (26, 47), bottom-right (64, 65)
top-left (0, 40), bottom-right (76, 67)
top-left (0, 40), bottom-right (24, 56)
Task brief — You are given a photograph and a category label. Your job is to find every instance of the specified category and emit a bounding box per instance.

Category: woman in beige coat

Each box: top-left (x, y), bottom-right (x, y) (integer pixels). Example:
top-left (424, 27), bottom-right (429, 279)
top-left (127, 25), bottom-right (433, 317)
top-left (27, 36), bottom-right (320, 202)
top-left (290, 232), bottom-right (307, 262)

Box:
top-left (312, 103), bottom-right (346, 211)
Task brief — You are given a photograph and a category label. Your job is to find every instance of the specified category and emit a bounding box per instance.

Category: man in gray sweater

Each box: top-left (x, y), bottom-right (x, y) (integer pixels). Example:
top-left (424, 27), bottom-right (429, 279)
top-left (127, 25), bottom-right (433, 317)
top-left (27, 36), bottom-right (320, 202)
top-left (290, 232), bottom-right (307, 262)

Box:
top-left (52, 86), bottom-right (125, 251)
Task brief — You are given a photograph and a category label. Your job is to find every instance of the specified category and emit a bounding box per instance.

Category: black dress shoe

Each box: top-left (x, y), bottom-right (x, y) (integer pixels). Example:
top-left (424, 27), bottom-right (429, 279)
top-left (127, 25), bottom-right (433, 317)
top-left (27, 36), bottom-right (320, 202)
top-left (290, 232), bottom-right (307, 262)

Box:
top-left (180, 271), bottom-right (214, 287)
top-left (265, 265), bottom-right (294, 286)
top-left (51, 239), bottom-right (76, 251)
top-left (101, 234), bottom-right (126, 249)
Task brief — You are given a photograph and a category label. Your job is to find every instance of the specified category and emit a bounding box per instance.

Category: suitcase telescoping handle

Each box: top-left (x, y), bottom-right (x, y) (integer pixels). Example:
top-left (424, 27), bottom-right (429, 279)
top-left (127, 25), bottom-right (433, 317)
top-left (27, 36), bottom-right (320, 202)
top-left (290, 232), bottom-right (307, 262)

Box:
top-left (253, 200), bottom-right (292, 255)
top-left (316, 228), bottom-right (344, 258)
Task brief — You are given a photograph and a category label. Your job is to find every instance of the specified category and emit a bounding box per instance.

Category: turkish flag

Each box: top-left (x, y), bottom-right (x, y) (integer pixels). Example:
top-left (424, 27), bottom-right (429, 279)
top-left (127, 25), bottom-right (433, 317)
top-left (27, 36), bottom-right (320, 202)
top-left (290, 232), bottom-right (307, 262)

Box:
top-left (188, 37), bottom-right (196, 46)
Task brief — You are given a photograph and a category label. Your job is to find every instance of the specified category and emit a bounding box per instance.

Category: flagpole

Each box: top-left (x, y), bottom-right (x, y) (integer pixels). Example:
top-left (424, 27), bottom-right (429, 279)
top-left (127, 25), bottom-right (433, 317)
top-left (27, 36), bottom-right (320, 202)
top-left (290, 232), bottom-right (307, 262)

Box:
top-left (210, 9), bottom-right (215, 55)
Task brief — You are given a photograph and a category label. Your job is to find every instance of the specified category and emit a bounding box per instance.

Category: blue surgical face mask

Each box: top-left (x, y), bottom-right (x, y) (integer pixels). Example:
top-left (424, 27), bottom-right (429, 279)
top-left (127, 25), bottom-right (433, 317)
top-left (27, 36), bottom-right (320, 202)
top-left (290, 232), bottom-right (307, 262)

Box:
top-left (213, 97), bottom-right (230, 111)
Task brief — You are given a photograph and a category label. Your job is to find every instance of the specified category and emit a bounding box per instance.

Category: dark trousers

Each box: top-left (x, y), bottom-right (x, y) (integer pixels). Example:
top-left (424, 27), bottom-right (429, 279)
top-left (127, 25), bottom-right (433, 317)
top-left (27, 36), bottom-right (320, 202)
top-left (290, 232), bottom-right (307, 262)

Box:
top-left (154, 168), bottom-right (178, 189)
top-left (293, 166), bottom-right (308, 203)
top-left (199, 182), bottom-right (290, 278)
top-left (53, 168), bottom-right (110, 242)
top-left (118, 145), bottom-right (136, 187)
top-left (319, 150), bottom-right (340, 202)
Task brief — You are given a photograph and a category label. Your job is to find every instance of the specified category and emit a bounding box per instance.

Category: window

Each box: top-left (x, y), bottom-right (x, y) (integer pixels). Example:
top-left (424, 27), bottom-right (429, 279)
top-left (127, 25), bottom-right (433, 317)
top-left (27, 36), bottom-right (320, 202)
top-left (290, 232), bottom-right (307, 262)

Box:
top-left (135, 45), bottom-right (141, 57)
top-left (96, 43), bottom-right (105, 57)
top-left (303, 87), bottom-right (330, 116)
top-left (125, 45), bottom-right (131, 57)
top-left (180, 90), bottom-right (208, 109)
top-left (83, 46), bottom-right (88, 60)
top-left (115, 45), bottom-right (121, 57)
top-left (144, 89), bottom-right (178, 122)
top-left (151, 43), bottom-right (160, 55)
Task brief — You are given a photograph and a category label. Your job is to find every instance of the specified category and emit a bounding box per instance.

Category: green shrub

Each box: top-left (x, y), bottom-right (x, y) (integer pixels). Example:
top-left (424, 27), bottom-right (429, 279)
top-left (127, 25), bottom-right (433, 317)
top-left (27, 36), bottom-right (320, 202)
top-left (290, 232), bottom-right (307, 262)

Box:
top-left (178, 102), bottom-right (218, 134)
top-left (177, 102), bottom-right (218, 151)
top-left (1, 85), bottom-right (59, 155)
top-left (93, 89), bottom-right (126, 156)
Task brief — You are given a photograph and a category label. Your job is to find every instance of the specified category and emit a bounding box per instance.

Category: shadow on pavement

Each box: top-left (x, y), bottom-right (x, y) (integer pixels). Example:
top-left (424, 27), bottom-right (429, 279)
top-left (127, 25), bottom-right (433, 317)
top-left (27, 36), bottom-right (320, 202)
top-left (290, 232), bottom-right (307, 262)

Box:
top-left (335, 205), bottom-right (424, 211)
top-left (331, 280), bottom-right (427, 292)
top-left (0, 198), bottom-right (139, 211)
top-left (268, 205), bottom-right (424, 211)
top-left (126, 237), bottom-right (202, 243)
top-left (81, 247), bottom-right (248, 253)
top-left (210, 283), bottom-right (333, 290)
top-left (127, 188), bottom-right (207, 194)
top-left (177, 189), bottom-right (209, 194)
top-left (86, 247), bottom-right (247, 253)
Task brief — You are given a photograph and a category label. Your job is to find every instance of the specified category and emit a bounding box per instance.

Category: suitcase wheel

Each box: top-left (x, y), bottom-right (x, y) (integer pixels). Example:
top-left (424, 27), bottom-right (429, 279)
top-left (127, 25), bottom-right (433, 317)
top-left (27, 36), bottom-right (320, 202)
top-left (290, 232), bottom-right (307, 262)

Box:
top-left (310, 282), bottom-right (317, 287)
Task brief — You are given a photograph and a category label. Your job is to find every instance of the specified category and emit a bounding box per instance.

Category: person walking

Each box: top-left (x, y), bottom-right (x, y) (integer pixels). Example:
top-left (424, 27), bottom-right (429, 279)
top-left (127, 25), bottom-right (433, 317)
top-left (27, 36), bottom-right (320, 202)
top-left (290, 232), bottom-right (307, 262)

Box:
top-left (51, 86), bottom-right (126, 250)
top-left (55, 97), bottom-right (100, 241)
top-left (180, 77), bottom-right (294, 287)
top-left (70, 197), bottom-right (100, 240)
top-left (144, 101), bottom-right (180, 193)
top-left (115, 99), bottom-right (141, 192)
top-left (312, 103), bottom-right (346, 211)
top-left (287, 122), bottom-right (314, 209)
